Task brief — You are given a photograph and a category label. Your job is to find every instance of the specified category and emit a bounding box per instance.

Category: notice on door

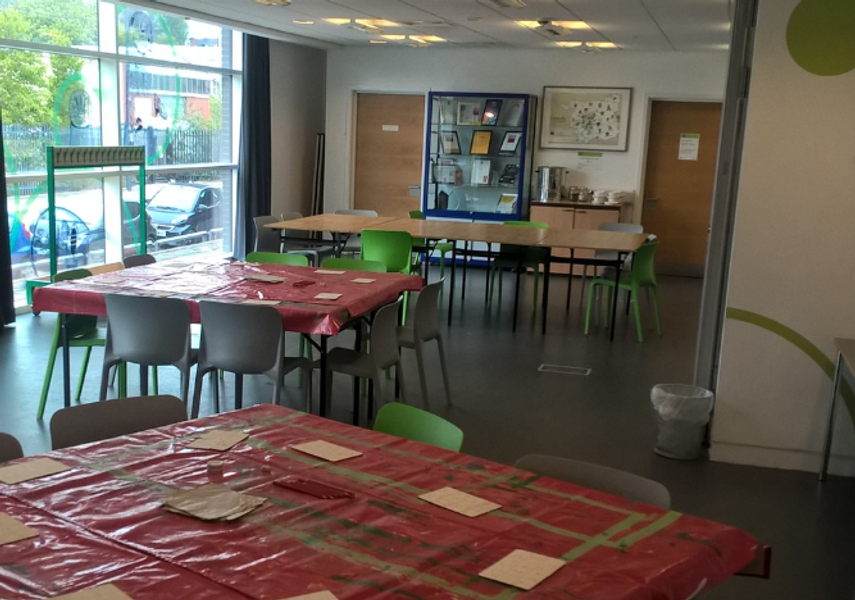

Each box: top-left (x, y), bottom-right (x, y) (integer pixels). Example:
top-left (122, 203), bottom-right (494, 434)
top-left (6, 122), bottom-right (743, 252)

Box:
top-left (678, 133), bottom-right (700, 161)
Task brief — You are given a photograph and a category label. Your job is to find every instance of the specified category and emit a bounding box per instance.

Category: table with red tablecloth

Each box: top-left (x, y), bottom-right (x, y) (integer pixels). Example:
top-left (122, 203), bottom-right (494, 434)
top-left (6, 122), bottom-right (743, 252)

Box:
top-left (0, 405), bottom-right (757, 600)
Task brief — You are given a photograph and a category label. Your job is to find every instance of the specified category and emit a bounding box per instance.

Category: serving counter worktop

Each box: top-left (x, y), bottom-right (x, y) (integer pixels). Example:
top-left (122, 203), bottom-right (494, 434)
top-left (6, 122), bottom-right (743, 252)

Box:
top-left (532, 200), bottom-right (624, 210)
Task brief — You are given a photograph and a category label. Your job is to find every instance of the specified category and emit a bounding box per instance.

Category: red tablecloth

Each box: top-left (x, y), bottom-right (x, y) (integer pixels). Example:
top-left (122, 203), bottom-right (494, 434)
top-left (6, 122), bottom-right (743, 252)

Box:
top-left (31, 261), bottom-right (423, 336)
top-left (0, 405), bottom-right (757, 600)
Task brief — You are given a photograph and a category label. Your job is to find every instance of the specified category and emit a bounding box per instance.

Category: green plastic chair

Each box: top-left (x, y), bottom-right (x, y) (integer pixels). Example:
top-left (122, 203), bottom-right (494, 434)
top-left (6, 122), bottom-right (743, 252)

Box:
top-left (584, 240), bottom-right (662, 342)
top-left (361, 229), bottom-right (418, 321)
top-left (245, 251), bottom-right (310, 267)
top-left (320, 257), bottom-right (386, 273)
top-left (373, 403), bottom-right (463, 451)
top-left (409, 210), bottom-right (454, 281)
top-left (37, 269), bottom-right (119, 419)
top-left (488, 221), bottom-right (550, 308)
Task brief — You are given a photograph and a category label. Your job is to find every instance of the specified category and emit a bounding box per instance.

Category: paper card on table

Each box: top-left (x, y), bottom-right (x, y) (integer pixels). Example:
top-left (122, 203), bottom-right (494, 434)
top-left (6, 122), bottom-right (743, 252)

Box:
top-left (163, 483), bottom-right (267, 521)
top-left (291, 440), bottom-right (362, 462)
top-left (52, 583), bottom-right (135, 600)
top-left (0, 457), bottom-right (70, 485)
top-left (479, 549), bottom-right (565, 591)
top-left (0, 513), bottom-right (38, 546)
top-left (419, 487), bottom-right (501, 518)
top-left (351, 278), bottom-right (376, 284)
top-left (245, 274), bottom-right (286, 283)
top-left (315, 269), bottom-right (346, 275)
top-left (96, 276), bottom-right (127, 285)
top-left (187, 430), bottom-right (249, 451)
top-left (314, 293), bottom-right (342, 301)
top-left (279, 592), bottom-right (339, 600)
top-left (241, 299), bottom-right (281, 306)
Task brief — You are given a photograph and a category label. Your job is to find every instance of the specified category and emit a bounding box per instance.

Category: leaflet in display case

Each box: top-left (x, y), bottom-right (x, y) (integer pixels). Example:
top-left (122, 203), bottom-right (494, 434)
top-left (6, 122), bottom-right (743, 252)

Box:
top-left (423, 92), bottom-right (536, 221)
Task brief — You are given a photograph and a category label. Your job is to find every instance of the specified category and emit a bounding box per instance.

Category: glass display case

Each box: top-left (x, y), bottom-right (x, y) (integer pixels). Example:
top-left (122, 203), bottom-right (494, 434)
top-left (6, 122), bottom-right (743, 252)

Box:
top-left (422, 92), bottom-right (536, 221)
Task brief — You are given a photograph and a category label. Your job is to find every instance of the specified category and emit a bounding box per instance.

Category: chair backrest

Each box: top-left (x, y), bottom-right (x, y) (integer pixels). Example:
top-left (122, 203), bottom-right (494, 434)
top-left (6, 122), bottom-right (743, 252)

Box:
top-left (0, 433), bottom-right (24, 462)
top-left (105, 295), bottom-right (191, 365)
top-left (246, 251), bottom-right (309, 267)
top-left (514, 454), bottom-right (671, 509)
top-left (198, 301), bottom-right (284, 374)
top-left (54, 268), bottom-right (97, 339)
top-left (409, 210), bottom-right (426, 220)
top-left (599, 222), bottom-right (644, 234)
top-left (123, 254), bottom-right (157, 268)
top-left (50, 395), bottom-right (187, 450)
top-left (370, 300), bottom-right (404, 370)
top-left (336, 209), bottom-right (378, 217)
top-left (279, 211), bottom-right (311, 241)
top-left (373, 403), bottom-right (463, 451)
top-left (321, 257), bottom-right (387, 272)
top-left (360, 229), bottom-right (413, 274)
top-left (253, 215), bottom-right (282, 252)
top-left (630, 240), bottom-right (658, 287)
top-left (413, 279), bottom-right (443, 341)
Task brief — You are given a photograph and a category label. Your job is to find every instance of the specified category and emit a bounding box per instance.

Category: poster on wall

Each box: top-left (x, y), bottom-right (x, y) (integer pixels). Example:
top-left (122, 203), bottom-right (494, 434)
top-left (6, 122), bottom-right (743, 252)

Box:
top-left (540, 87), bottom-right (632, 151)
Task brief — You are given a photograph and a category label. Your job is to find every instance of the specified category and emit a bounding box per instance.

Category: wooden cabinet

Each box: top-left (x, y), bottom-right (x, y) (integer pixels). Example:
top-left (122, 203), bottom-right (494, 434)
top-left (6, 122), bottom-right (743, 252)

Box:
top-left (530, 205), bottom-right (620, 275)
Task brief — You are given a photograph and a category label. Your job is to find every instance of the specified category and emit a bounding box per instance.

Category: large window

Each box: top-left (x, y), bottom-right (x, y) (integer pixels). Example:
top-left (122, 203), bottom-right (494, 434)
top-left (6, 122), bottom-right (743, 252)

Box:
top-left (2, 1), bottom-right (242, 306)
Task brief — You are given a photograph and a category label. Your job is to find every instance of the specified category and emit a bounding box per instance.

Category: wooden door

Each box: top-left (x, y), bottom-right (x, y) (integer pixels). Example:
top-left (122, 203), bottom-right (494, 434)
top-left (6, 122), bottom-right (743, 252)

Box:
top-left (353, 93), bottom-right (424, 217)
top-left (641, 101), bottom-right (722, 276)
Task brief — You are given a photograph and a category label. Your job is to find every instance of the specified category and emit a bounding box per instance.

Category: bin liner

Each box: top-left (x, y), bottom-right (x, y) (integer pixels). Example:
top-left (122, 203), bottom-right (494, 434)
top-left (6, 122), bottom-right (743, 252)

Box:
top-left (651, 384), bottom-right (714, 460)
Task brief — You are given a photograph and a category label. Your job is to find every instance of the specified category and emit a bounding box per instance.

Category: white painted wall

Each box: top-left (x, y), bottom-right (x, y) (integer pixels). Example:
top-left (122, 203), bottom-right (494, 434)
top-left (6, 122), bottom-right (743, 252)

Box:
top-left (269, 40), bottom-right (326, 217)
top-left (324, 47), bottom-right (728, 216)
top-left (712, 1), bottom-right (855, 475)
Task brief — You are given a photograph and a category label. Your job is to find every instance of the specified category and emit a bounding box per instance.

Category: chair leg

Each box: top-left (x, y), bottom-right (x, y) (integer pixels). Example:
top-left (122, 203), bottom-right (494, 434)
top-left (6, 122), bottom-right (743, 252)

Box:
top-left (396, 359), bottom-right (406, 405)
top-left (649, 286), bottom-right (662, 335)
top-left (140, 364), bottom-right (149, 396)
top-left (631, 285), bottom-right (644, 342)
top-left (436, 336), bottom-right (453, 406)
top-left (367, 376), bottom-right (376, 422)
top-left (37, 321), bottom-right (62, 418)
top-left (413, 341), bottom-right (429, 410)
top-left (234, 373), bottom-right (244, 410)
top-left (352, 375), bottom-right (360, 425)
top-left (584, 282), bottom-right (598, 335)
top-left (118, 363), bottom-right (127, 398)
top-left (303, 366), bottom-right (312, 413)
top-left (152, 366), bottom-right (159, 394)
top-left (74, 346), bottom-right (92, 402)
top-left (191, 366), bottom-right (208, 419)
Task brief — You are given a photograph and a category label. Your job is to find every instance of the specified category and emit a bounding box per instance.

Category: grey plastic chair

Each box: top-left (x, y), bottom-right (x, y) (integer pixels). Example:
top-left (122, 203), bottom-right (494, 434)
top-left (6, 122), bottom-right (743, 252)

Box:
top-left (191, 301), bottom-right (311, 418)
top-left (123, 253), bottom-right (157, 268)
top-left (334, 209), bottom-right (378, 256)
top-left (515, 454), bottom-right (671, 509)
top-left (100, 295), bottom-right (196, 403)
top-left (50, 395), bottom-right (188, 450)
top-left (325, 300), bottom-right (405, 426)
top-left (0, 433), bottom-right (24, 462)
top-left (580, 222), bottom-right (644, 296)
top-left (279, 211), bottom-right (335, 266)
top-left (396, 280), bottom-right (452, 409)
top-left (253, 215), bottom-right (284, 253)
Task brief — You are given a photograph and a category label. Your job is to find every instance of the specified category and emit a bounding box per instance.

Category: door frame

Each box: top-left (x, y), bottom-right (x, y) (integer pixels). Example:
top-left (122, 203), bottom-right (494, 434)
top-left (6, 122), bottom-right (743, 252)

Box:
top-left (347, 90), bottom-right (428, 212)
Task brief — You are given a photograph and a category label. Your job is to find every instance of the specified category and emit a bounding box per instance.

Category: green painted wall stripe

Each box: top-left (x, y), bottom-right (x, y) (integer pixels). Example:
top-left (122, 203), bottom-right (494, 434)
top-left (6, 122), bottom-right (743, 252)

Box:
top-left (726, 307), bottom-right (855, 431)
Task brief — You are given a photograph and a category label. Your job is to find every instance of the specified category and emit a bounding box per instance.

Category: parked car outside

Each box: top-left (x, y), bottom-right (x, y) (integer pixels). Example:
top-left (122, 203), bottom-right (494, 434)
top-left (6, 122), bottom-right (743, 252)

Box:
top-left (147, 183), bottom-right (222, 242)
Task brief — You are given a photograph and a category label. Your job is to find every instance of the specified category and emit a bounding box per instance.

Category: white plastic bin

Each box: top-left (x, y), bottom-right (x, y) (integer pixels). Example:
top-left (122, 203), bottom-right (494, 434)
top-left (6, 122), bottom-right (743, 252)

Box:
top-left (651, 384), bottom-right (714, 460)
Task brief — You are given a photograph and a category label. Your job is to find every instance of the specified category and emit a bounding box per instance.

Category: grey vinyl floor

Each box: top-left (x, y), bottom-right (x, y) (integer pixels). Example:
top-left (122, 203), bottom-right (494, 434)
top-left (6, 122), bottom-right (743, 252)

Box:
top-left (1, 266), bottom-right (852, 599)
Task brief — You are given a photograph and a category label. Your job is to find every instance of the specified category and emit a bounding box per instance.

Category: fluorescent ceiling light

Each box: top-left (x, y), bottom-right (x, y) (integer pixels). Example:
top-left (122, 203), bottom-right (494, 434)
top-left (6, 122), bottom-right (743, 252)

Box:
top-left (370, 40), bottom-right (387, 44)
top-left (491, 0), bottom-right (526, 7)
top-left (381, 34), bottom-right (406, 40)
top-left (551, 21), bottom-right (590, 30)
top-left (355, 19), bottom-right (398, 28)
top-left (589, 42), bottom-right (616, 48)
top-left (517, 20), bottom-right (541, 29)
top-left (324, 18), bottom-right (350, 25)
top-left (410, 35), bottom-right (445, 43)
top-left (293, 20), bottom-right (313, 25)
top-left (556, 41), bottom-right (582, 48)
top-left (254, 0), bottom-right (290, 5)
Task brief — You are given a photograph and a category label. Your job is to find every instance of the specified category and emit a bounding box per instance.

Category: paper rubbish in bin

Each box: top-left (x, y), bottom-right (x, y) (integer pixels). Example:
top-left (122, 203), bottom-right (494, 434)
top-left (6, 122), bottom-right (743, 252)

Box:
top-left (651, 384), bottom-right (714, 460)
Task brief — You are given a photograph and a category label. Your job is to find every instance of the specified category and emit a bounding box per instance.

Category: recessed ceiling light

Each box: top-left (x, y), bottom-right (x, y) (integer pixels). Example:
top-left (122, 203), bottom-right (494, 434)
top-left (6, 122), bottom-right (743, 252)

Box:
top-left (556, 41), bottom-right (582, 48)
top-left (370, 40), bottom-right (387, 44)
top-left (293, 19), bottom-right (313, 25)
top-left (254, 0), bottom-right (290, 5)
top-left (410, 35), bottom-right (445, 43)
top-left (589, 42), bottom-right (616, 49)
top-left (517, 20), bottom-right (540, 29)
top-left (381, 34), bottom-right (406, 41)
top-left (551, 21), bottom-right (590, 30)
top-left (356, 19), bottom-right (398, 28)
top-left (324, 18), bottom-right (350, 25)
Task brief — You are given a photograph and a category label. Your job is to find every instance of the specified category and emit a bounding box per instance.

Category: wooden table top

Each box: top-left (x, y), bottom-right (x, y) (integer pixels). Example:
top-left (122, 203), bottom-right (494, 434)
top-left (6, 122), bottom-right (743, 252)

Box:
top-left (265, 213), bottom-right (399, 234)
top-left (539, 229), bottom-right (648, 253)
top-left (366, 218), bottom-right (550, 246)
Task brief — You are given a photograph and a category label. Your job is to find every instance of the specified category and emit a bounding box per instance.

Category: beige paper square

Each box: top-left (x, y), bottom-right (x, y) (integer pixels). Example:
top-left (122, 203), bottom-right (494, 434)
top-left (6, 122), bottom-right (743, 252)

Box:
top-left (0, 457), bottom-right (70, 485)
top-left (479, 549), bottom-right (565, 591)
top-left (419, 487), bottom-right (501, 518)
top-left (241, 299), bottom-right (281, 306)
top-left (187, 430), bottom-right (249, 451)
top-left (279, 592), bottom-right (338, 600)
top-left (0, 513), bottom-right (38, 546)
top-left (314, 293), bottom-right (343, 301)
top-left (315, 270), bottom-right (345, 275)
top-left (163, 484), bottom-right (266, 521)
top-left (351, 278), bottom-right (376, 284)
top-left (291, 440), bottom-right (362, 462)
top-left (53, 583), bottom-right (134, 600)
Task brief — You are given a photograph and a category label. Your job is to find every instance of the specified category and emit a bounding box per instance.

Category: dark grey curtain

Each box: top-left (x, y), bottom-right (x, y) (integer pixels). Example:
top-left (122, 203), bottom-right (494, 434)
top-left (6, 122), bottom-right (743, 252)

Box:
top-left (0, 105), bottom-right (15, 328)
top-left (234, 34), bottom-right (272, 259)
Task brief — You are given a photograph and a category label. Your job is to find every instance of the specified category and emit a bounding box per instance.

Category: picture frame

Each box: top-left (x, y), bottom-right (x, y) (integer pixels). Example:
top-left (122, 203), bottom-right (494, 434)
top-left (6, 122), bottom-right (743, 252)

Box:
top-left (439, 131), bottom-right (461, 154)
top-left (499, 131), bottom-right (522, 155)
top-left (540, 86), bottom-right (632, 151)
top-left (457, 102), bottom-right (481, 125)
top-left (481, 99), bottom-right (503, 126)
top-left (470, 130), bottom-right (492, 155)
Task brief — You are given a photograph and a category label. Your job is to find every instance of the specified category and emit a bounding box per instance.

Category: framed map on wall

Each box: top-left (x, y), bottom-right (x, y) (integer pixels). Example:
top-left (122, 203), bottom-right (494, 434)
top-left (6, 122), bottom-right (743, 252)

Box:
top-left (540, 87), bottom-right (632, 151)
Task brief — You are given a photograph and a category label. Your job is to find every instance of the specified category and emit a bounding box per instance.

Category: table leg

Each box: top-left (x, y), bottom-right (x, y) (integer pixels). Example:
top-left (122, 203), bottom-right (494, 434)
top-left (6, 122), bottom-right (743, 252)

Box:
top-left (566, 249), bottom-right (574, 311)
top-left (448, 242), bottom-right (457, 326)
top-left (319, 336), bottom-right (329, 417)
top-left (333, 233), bottom-right (342, 258)
top-left (608, 253), bottom-right (624, 341)
top-left (461, 241), bottom-right (468, 301)
top-left (512, 249), bottom-right (522, 332)
top-left (542, 254), bottom-right (550, 335)
top-left (820, 351), bottom-right (844, 481)
top-left (60, 314), bottom-right (71, 408)
top-left (485, 243), bottom-right (492, 304)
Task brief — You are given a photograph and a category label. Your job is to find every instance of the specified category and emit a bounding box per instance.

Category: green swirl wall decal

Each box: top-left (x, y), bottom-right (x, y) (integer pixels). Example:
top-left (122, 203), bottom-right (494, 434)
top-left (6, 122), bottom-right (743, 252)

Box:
top-left (726, 308), bottom-right (855, 430)
top-left (786, 0), bottom-right (855, 76)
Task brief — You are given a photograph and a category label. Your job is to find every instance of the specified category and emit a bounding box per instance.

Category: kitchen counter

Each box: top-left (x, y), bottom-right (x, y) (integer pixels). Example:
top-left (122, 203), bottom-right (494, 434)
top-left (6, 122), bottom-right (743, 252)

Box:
top-left (533, 200), bottom-right (624, 210)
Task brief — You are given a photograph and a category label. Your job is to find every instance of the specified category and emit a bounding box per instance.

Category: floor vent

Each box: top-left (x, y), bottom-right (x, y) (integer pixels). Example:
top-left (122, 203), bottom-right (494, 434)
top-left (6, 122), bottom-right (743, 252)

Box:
top-left (538, 364), bottom-right (591, 376)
